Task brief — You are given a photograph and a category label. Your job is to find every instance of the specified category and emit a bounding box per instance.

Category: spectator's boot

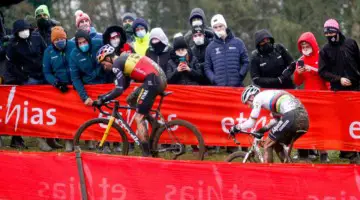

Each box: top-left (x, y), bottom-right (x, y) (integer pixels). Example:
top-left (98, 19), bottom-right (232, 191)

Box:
top-left (141, 142), bottom-right (151, 157)
top-left (64, 140), bottom-right (74, 152)
top-left (46, 138), bottom-right (63, 149)
top-left (320, 153), bottom-right (330, 163)
top-left (349, 153), bottom-right (360, 164)
top-left (37, 138), bottom-right (52, 152)
top-left (85, 140), bottom-right (96, 150)
top-left (113, 142), bottom-right (122, 153)
top-left (10, 136), bottom-right (28, 149)
top-left (0, 136), bottom-right (3, 147)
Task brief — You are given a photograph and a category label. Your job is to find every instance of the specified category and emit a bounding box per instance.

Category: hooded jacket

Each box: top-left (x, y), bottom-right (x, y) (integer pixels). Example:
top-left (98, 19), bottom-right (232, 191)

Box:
top-left (294, 32), bottom-right (327, 90)
top-left (122, 13), bottom-right (136, 43)
top-left (319, 32), bottom-right (360, 91)
top-left (69, 30), bottom-right (105, 101)
top-left (103, 25), bottom-right (133, 55)
top-left (191, 37), bottom-right (211, 85)
top-left (204, 29), bottom-right (249, 86)
top-left (166, 48), bottom-right (203, 85)
top-left (5, 19), bottom-right (46, 84)
top-left (184, 8), bottom-right (214, 49)
top-left (132, 18), bottom-right (150, 56)
top-left (250, 29), bottom-right (295, 89)
top-left (33, 19), bottom-right (59, 47)
top-left (146, 28), bottom-right (171, 72)
top-left (43, 40), bottom-right (76, 85)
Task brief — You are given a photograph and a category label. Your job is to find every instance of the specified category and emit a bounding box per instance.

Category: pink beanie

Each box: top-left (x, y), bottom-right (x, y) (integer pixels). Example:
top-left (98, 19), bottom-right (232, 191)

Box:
top-left (75, 10), bottom-right (91, 28)
top-left (324, 19), bottom-right (339, 31)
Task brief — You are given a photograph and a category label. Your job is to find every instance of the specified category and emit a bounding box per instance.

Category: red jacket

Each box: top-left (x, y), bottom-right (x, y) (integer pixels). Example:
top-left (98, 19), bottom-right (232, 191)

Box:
top-left (295, 32), bottom-right (328, 90)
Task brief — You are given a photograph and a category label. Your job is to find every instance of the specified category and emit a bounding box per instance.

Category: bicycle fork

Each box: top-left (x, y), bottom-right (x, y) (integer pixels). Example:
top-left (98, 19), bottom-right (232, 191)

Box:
top-left (99, 116), bottom-right (116, 148)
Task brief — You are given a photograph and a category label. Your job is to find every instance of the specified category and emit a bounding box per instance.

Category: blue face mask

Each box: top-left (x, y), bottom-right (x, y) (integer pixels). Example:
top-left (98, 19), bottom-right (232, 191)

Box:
top-left (54, 39), bottom-right (67, 50)
top-left (79, 44), bottom-right (89, 52)
top-left (136, 30), bottom-right (146, 38)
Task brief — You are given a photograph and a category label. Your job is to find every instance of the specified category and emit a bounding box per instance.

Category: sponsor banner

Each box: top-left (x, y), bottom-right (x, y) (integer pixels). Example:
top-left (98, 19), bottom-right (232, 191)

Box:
top-left (0, 84), bottom-right (360, 150)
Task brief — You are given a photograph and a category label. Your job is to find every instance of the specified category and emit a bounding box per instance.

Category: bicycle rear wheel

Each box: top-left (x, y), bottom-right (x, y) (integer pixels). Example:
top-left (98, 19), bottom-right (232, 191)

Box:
top-left (151, 119), bottom-right (205, 160)
top-left (225, 151), bottom-right (258, 163)
top-left (73, 118), bottom-right (129, 155)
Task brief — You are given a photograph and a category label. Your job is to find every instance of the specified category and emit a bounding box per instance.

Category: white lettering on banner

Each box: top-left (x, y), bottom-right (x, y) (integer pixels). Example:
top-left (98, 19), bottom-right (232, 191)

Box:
top-left (221, 112), bottom-right (268, 133)
top-left (349, 121), bottom-right (360, 139)
top-left (3, 87), bottom-right (57, 131)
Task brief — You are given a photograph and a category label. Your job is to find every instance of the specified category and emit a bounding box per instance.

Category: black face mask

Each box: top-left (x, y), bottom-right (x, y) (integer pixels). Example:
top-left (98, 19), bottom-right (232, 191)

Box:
top-left (259, 42), bottom-right (274, 54)
top-left (326, 35), bottom-right (338, 45)
top-left (37, 18), bottom-right (50, 30)
top-left (152, 42), bottom-right (166, 54)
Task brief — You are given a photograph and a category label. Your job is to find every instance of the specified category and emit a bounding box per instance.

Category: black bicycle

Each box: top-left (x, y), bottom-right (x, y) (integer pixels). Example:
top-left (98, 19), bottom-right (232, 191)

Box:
top-left (73, 91), bottom-right (205, 160)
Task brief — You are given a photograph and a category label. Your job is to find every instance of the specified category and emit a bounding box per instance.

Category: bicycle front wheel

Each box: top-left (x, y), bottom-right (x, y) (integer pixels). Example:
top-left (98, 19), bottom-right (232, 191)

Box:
top-left (151, 119), bottom-right (205, 160)
top-left (73, 118), bottom-right (129, 155)
top-left (225, 151), bottom-right (259, 163)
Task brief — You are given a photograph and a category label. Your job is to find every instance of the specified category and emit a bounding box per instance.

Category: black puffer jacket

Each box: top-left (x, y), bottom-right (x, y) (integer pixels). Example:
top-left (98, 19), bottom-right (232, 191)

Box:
top-left (166, 49), bottom-right (203, 85)
top-left (146, 46), bottom-right (172, 73)
top-left (5, 20), bottom-right (46, 84)
top-left (319, 32), bottom-right (360, 91)
top-left (191, 37), bottom-right (211, 85)
top-left (250, 29), bottom-right (295, 89)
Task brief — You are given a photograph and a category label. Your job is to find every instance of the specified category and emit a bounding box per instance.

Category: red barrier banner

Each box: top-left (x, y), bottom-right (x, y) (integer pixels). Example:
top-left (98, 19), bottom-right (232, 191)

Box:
top-left (0, 84), bottom-right (360, 151)
top-left (0, 151), bottom-right (359, 200)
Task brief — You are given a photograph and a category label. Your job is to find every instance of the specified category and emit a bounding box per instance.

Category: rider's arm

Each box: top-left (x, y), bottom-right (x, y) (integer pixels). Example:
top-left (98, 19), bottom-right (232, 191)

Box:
top-left (236, 100), bottom-right (262, 130)
top-left (99, 70), bottom-right (125, 102)
top-left (256, 118), bottom-right (278, 133)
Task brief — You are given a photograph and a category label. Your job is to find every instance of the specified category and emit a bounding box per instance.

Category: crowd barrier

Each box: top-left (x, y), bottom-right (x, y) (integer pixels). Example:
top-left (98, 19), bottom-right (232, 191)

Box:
top-left (0, 151), bottom-right (359, 200)
top-left (0, 84), bottom-right (360, 151)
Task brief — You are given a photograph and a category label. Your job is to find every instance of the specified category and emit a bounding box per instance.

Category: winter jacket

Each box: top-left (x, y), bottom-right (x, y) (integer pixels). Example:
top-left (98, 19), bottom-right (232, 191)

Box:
top-left (294, 32), bottom-right (327, 90)
top-left (250, 29), bottom-right (295, 89)
top-left (33, 19), bottom-right (59, 47)
top-left (70, 26), bottom-right (103, 42)
top-left (5, 20), bottom-right (46, 84)
top-left (133, 32), bottom-right (150, 56)
top-left (184, 8), bottom-right (214, 49)
top-left (166, 49), bottom-right (203, 85)
top-left (103, 25), bottom-right (133, 55)
top-left (146, 46), bottom-right (172, 73)
top-left (204, 29), bottom-right (249, 86)
top-left (319, 32), bottom-right (360, 91)
top-left (70, 31), bottom-right (105, 102)
top-left (43, 40), bottom-right (76, 85)
top-left (191, 37), bottom-right (211, 85)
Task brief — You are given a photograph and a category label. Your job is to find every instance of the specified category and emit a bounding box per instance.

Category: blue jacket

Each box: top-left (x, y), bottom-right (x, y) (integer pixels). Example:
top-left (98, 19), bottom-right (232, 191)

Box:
top-left (69, 38), bottom-right (104, 101)
top-left (43, 40), bottom-right (76, 85)
top-left (204, 29), bottom-right (249, 86)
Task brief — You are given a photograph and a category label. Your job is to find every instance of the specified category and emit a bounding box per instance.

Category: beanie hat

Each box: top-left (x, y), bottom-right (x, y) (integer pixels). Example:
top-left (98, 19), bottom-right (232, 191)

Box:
top-left (51, 26), bottom-right (67, 43)
top-left (173, 36), bottom-right (188, 51)
top-left (35, 5), bottom-right (50, 18)
top-left (192, 25), bottom-right (205, 35)
top-left (211, 14), bottom-right (227, 28)
top-left (324, 19), bottom-right (340, 33)
top-left (132, 18), bottom-right (148, 33)
top-left (122, 12), bottom-right (137, 22)
top-left (75, 10), bottom-right (91, 28)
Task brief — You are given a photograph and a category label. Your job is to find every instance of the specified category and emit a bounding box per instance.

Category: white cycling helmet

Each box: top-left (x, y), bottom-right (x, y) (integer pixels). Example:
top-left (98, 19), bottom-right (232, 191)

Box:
top-left (241, 85), bottom-right (260, 104)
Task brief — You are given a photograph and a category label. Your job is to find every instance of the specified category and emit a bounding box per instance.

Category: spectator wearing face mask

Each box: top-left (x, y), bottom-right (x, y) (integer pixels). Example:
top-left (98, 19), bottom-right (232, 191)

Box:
top-left (103, 25), bottom-right (133, 56)
top-left (167, 35), bottom-right (203, 85)
top-left (191, 25), bottom-right (211, 85)
top-left (69, 29), bottom-right (105, 106)
top-left (73, 10), bottom-right (102, 40)
top-left (293, 32), bottom-right (329, 163)
top-left (146, 27), bottom-right (172, 73)
top-left (184, 8), bottom-right (214, 49)
top-left (250, 29), bottom-right (295, 89)
top-left (33, 5), bottom-right (60, 46)
top-left (122, 12), bottom-right (137, 44)
top-left (132, 18), bottom-right (150, 56)
top-left (204, 14), bottom-right (249, 87)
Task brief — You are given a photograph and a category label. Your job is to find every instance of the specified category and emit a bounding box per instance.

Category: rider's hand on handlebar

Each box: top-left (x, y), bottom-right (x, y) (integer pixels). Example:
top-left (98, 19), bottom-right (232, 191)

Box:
top-left (229, 125), bottom-right (241, 136)
top-left (92, 99), bottom-right (103, 107)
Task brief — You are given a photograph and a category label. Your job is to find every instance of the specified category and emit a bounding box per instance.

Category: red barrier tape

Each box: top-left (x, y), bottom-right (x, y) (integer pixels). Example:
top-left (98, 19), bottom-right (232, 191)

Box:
top-left (0, 151), bottom-right (359, 200)
top-left (1, 84), bottom-right (360, 151)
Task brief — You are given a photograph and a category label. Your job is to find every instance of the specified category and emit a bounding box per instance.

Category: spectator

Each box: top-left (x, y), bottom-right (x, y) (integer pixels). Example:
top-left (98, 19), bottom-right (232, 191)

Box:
top-left (74, 10), bottom-right (102, 40)
top-left (146, 27), bottom-right (171, 72)
top-left (294, 32), bottom-right (329, 163)
top-left (319, 19), bottom-right (360, 163)
top-left (191, 25), bottom-right (211, 85)
top-left (250, 29), bottom-right (295, 89)
top-left (103, 25), bottom-right (133, 55)
top-left (34, 4), bottom-right (59, 46)
top-left (132, 18), bottom-right (150, 56)
top-left (204, 14), bottom-right (249, 87)
top-left (43, 26), bottom-right (76, 152)
top-left (166, 35), bottom-right (203, 85)
top-left (69, 29), bottom-right (104, 105)
top-left (122, 12), bottom-right (137, 44)
top-left (184, 8), bottom-right (214, 49)
top-left (0, 11), bottom-right (11, 85)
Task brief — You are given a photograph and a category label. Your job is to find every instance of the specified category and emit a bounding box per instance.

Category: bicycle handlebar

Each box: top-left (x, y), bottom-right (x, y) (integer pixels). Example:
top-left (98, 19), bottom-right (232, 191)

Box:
top-left (92, 100), bottom-right (120, 116)
top-left (228, 130), bottom-right (264, 144)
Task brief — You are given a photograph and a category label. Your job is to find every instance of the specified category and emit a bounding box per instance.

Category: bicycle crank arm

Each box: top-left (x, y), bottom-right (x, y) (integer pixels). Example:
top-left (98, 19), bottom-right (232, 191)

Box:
top-left (99, 116), bottom-right (115, 147)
